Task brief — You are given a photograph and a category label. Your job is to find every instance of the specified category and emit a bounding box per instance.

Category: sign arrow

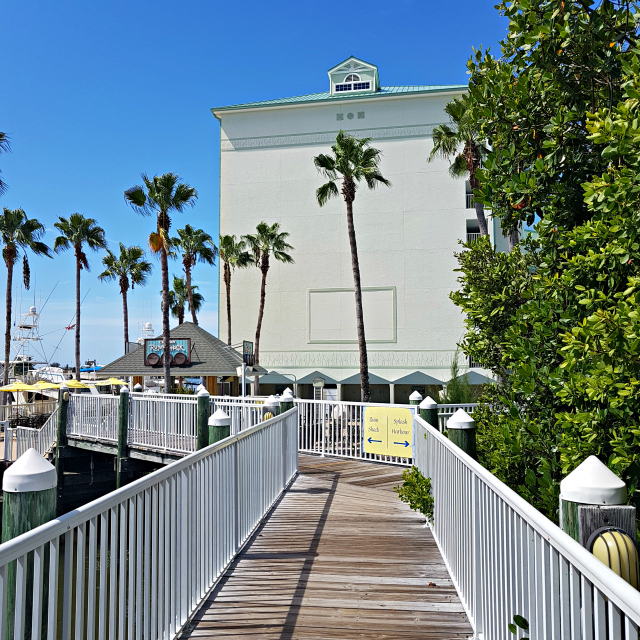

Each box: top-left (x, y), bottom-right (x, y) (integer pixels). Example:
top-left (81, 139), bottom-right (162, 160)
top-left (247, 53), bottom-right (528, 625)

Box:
top-left (367, 437), bottom-right (382, 443)
top-left (394, 441), bottom-right (410, 447)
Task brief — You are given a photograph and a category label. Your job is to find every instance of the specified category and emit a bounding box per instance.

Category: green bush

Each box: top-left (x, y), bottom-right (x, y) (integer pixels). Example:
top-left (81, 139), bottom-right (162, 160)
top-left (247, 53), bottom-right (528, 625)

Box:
top-left (394, 466), bottom-right (434, 522)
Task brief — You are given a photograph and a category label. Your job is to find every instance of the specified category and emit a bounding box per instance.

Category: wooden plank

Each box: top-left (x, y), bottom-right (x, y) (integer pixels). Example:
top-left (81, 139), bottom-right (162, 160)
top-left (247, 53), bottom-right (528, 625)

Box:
top-left (182, 455), bottom-right (472, 639)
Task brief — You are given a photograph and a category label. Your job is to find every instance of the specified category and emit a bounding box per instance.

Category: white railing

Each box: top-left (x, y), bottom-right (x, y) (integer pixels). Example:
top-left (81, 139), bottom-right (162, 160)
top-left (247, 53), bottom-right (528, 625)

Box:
top-left (295, 398), bottom-right (417, 465)
top-left (0, 408), bottom-right (299, 640)
top-left (0, 400), bottom-right (58, 422)
top-left (437, 403), bottom-right (478, 431)
top-left (68, 394), bottom-right (119, 442)
top-left (2, 412), bottom-right (58, 461)
top-left (209, 398), bottom-right (264, 435)
top-left (414, 415), bottom-right (640, 639)
top-left (129, 394), bottom-right (198, 454)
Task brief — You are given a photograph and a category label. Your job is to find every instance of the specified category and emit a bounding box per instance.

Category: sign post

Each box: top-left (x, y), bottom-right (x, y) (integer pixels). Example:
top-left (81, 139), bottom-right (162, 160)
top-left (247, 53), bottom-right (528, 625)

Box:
top-left (242, 341), bottom-right (254, 398)
top-left (363, 406), bottom-right (414, 457)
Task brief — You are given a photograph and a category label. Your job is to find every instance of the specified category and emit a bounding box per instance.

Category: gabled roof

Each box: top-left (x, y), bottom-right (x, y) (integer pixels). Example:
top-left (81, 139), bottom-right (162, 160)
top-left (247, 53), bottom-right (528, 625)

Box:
top-left (99, 322), bottom-right (243, 377)
top-left (327, 55), bottom-right (378, 74)
top-left (211, 84), bottom-right (467, 114)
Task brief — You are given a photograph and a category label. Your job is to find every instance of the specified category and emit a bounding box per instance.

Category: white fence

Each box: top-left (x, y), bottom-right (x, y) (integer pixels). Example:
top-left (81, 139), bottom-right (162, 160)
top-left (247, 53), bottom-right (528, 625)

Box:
top-left (0, 400), bottom-right (58, 422)
top-left (129, 394), bottom-right (198, 453)
top-left (2, 412), bottom-right (58, 461)
top-left (0, 408), bottom-right (299, 640)
top-left (294, 398), bottom-right (417, 465)
top-left (414, 415), bottom-right (640, 640)
top-left (68, 395), bottom-right (119, 442)
top-left (209, 398), bottom-right (265, 435)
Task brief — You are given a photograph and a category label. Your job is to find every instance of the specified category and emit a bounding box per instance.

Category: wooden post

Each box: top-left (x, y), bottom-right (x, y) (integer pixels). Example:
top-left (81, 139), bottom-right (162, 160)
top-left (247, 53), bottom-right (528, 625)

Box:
top-left (419, 396), bottom-right (438, 429)
top-left (280, 389), bottom-right (294, 412)
top-left (409, 390), bottom-right (422, 407)
top-left (446, 409), bottom-right (476, 459)
top-left (197, 387), bottom-right (210, 450)
top-left (55, 383), bottom-right (69, 514)
top-left (209, 409), bottom-right (231, 444)
top-left (116, 386), bottom-right (129, 489)
top-left (2, 448), bottom-right (57, 638)
top-left (560, 456), bottom-right (636, 546)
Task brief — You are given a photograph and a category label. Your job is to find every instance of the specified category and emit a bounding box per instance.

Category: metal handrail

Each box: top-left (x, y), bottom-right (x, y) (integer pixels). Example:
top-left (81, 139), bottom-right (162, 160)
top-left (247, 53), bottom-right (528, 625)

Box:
top-left (414, 415), bottom-right (640, 637)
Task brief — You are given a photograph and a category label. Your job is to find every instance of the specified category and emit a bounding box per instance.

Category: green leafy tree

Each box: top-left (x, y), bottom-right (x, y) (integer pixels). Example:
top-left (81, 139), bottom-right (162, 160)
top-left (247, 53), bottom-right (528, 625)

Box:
top-left (219, 234), bottom-right (252, 345)
top-left (452, 0), bottom-right (640, 520)
top-left (243, 222), bottom-right (294, 394)
top-left (429, 96), bottom-right (489, 236)
top-left (165, 275), bottom-right (203, 325)
top-left (442, 350), bottom-right (475, 404)
top-left (0, 132), bottom-right (10, 197)
top-left (54, 214), bottom-right (107, 380)
top-left (314, 131), bottom-right (391, 402)
top-left (125, 173), bottom-right (197, 392)
top-left (0, 208), bottom-right (51, 389)
top-left (98, 243), bottom-right (153, 350)
top-left (171, 225), bottom-right (217, 326)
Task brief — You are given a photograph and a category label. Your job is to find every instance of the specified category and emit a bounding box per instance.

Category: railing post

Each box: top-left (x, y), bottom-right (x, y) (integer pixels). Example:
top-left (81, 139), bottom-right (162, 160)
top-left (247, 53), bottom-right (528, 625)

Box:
top-left (2, 448), bottom-right (57, 639)
top-left (471, 473), bottom-right (483, 638)
top-left (196, 388), bottom-right (210, 450)
top-left (446, 409), bottom-right (476, 459)
top-left (419, 396), bottom-right (439, 429)
top-left (116, 386), bottom-right (130, 489)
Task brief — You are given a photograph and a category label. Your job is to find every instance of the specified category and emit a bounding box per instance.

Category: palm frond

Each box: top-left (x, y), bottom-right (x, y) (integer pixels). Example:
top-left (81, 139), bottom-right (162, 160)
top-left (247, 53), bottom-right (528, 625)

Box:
top-left (316, 181), bottom-right (339, 206)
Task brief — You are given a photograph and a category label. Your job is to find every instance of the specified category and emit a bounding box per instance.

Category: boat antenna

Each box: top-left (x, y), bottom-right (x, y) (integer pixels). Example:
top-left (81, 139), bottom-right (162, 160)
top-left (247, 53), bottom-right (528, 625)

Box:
top-left (50, 288), bottom-right (91, 360)
top-left (39, 281), bottom-right (58, 315)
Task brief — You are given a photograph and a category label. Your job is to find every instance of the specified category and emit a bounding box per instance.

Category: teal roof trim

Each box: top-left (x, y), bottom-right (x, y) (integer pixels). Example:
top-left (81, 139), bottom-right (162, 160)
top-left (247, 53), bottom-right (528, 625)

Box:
top-left (212, 85), bottom-right (467, 113)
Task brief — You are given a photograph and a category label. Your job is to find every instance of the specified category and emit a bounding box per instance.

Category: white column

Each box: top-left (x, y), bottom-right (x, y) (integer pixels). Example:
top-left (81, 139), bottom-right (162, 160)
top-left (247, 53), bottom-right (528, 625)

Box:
top-left (389, 383), bottom-right (395, 405)
top-left (337, 384), bottom-right (342, 401)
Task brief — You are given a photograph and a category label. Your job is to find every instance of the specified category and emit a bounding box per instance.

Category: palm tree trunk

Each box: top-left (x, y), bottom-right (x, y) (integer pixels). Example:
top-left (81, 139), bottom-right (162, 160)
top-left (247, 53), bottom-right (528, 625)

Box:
top-left (345, 198), bottom-right (371, 403)
top-left (475, 202), bottom-right (489, 236)
top-left (507, 227), bottom-right (520, 251)
top-left (186, 263), bottom-right (198, 325)
top-left (224, 262), bottom-right (232, 345)
top-left (160, 245), bottom-right (171, 393)
top-left (253, 260), bottom-right (268, 396)
top-left (4, 255), bottom-right (14, 392)
top-left (122, 288), bottom-right (129, 352)
top-left (75, 256), bottom-right (81, 381)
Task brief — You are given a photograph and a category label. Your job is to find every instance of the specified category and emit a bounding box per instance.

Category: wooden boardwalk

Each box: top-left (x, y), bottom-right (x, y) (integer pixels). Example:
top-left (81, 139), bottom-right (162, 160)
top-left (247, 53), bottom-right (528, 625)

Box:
top-left (182, 454), bottom-right (472, 639)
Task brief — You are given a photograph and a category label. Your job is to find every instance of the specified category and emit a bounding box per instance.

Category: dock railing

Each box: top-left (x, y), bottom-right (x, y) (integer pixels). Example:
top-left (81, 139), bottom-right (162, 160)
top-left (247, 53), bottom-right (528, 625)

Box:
top-left (0, 407), bottom-right (299, 640)
top-left (2, 411), bottom-right (58, 461)
top-left (68, 394), bottom-right (119, 442)
top-left (414, 414), bottom-right (640, 640)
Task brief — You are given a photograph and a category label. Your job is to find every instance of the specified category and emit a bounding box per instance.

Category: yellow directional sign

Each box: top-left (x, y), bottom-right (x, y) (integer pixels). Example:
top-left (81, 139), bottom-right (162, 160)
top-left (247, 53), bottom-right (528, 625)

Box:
top-left (363, 407), bottom-right (414, 457)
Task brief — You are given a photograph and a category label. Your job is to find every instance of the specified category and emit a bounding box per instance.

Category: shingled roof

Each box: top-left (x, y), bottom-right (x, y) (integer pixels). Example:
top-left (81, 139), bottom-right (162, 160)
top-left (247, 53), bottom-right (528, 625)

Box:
top-left (99, 322), bottom-right (243, 377)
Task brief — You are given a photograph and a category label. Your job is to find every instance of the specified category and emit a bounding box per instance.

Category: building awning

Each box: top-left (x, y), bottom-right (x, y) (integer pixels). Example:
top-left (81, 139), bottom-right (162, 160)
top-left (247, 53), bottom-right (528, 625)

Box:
top-left (296, 370), bottom-right (340, 385)
top-left (339, 372), bottom-right (391, 385)
top-left (390, 371), bottom-right (443, 386)
top-left (449, 371), bottom-right (495, 386)
top-left (260, 372), bottom-right (295, 385)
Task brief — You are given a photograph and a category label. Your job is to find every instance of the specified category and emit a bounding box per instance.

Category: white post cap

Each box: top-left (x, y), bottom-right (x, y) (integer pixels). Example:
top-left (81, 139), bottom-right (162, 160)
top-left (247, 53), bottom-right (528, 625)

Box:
top-left (280, 389), bottom-right (294, 401)
top-left (447, 409), bottom-right (475, 430)
top-left (420, 396), bottom-right (438, 409)
top-left (196, 384), bottom-right (206, 393)
top-left (560, 456), bottom-right (627, 505)
top-left (197, 386), bottom-right (210, 397)
top-left (283, 387), bottom-right (292, 395)
top-left (266, 395), bottom-right (281, 406)
top-left (208, 409), bottom-right (231, 427)
top-left (133, 383), bottom-right (143, 392)
top-left (3, 449), bottom-right (57, 493)
top-left (120, 386), bottom-right (129, 394)
top-left (409, 391), bottom-right (423, 402)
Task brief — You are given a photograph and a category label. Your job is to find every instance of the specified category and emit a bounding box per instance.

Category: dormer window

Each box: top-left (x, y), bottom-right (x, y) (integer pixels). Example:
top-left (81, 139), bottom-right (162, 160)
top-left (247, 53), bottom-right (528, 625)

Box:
top-left (344, 74), bottom-right (360, 82)
top-left (335, 73), bottom-right (372, 93)
top-left (328, 57), bottom-right (380, 96)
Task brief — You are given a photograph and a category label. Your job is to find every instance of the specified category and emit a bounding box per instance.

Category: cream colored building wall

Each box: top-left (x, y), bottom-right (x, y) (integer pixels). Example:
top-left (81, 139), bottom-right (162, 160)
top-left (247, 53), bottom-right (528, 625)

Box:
top-left (215, 90), bottom-right (494, 381)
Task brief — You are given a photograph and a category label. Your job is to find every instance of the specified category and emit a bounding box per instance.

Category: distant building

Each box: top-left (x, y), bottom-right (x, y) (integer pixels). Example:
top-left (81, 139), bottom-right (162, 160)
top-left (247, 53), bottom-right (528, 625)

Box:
top-left (212, 57), bottom-right (501, 402)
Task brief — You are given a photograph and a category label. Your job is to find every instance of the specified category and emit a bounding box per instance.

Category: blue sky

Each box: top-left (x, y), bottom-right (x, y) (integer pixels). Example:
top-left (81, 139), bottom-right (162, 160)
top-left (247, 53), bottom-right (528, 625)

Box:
top-left (1, 0), bottom-right (507, 367)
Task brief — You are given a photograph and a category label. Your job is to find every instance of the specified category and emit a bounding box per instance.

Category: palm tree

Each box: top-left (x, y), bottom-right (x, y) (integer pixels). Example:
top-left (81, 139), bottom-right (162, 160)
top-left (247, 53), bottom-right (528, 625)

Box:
top-left (98, 243), bottom-right (153, 351)
top-left (165, 276), bottom-right (203, 325)
top-left (0, 208), bottom-right (51, 390)
top-left (429, 96), bottom-right (490, 237)
top-left (54, 214), bottom-right (107, 380)
top-left (243, 222), bottom-right (294, 394)
top-left (0, 132), bottom-right (10, 197)
top-left (171, 225), bottom-right (217, 326)
top-left (313, 130), bottom-right (391, 403)
top-left (125, 173), bottom-right (197, 393)
top-left (219, 234), bottom-right (252, 345)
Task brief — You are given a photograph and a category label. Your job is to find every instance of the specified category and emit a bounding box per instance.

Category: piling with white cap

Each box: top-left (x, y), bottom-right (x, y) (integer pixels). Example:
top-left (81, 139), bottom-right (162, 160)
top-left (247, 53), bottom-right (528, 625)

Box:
top-left (409, 390), bottom-right (423, 407)
top-left (116, 386), bottom-right (130, 488)
top-left (446, 409), bottom-right (476, 459)
top-left (280, 389), bottom-right (294, 412)
top-left (263, 395), bottom-right (281, 419)
top-left (2, 449), bottom-right (57, 637)
top-left (419, 396), bottom-right (438, 429)
top-left (209, 409), bottom-right (231, 444)
top-left (560, 456), bottom-right (636, 547)
top-left (197, 387), bottom-right (211, 450)
top-left (55, 381), bottom-right (70, 513)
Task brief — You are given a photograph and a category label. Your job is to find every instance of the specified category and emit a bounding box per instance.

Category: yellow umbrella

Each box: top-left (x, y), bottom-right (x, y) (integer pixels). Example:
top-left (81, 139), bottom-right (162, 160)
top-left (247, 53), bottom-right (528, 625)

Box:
top-left (32, 380), bottom-right (61, 390)
top-left (0, 382), bottom-right (37, 392)
top-left (94, 377), bottom-right (127, 386)
top-left (64, 379), bottom-right (89, 389)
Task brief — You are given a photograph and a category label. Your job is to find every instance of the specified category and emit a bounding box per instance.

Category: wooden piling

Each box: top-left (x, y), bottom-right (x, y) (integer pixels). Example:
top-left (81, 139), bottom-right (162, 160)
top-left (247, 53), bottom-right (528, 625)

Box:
top-left (116, 386), bottom-right (129, 488)
top-left (446, 409), bottom-right (476, 459)
top-left (197, 388), bottom-right (210, 450)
